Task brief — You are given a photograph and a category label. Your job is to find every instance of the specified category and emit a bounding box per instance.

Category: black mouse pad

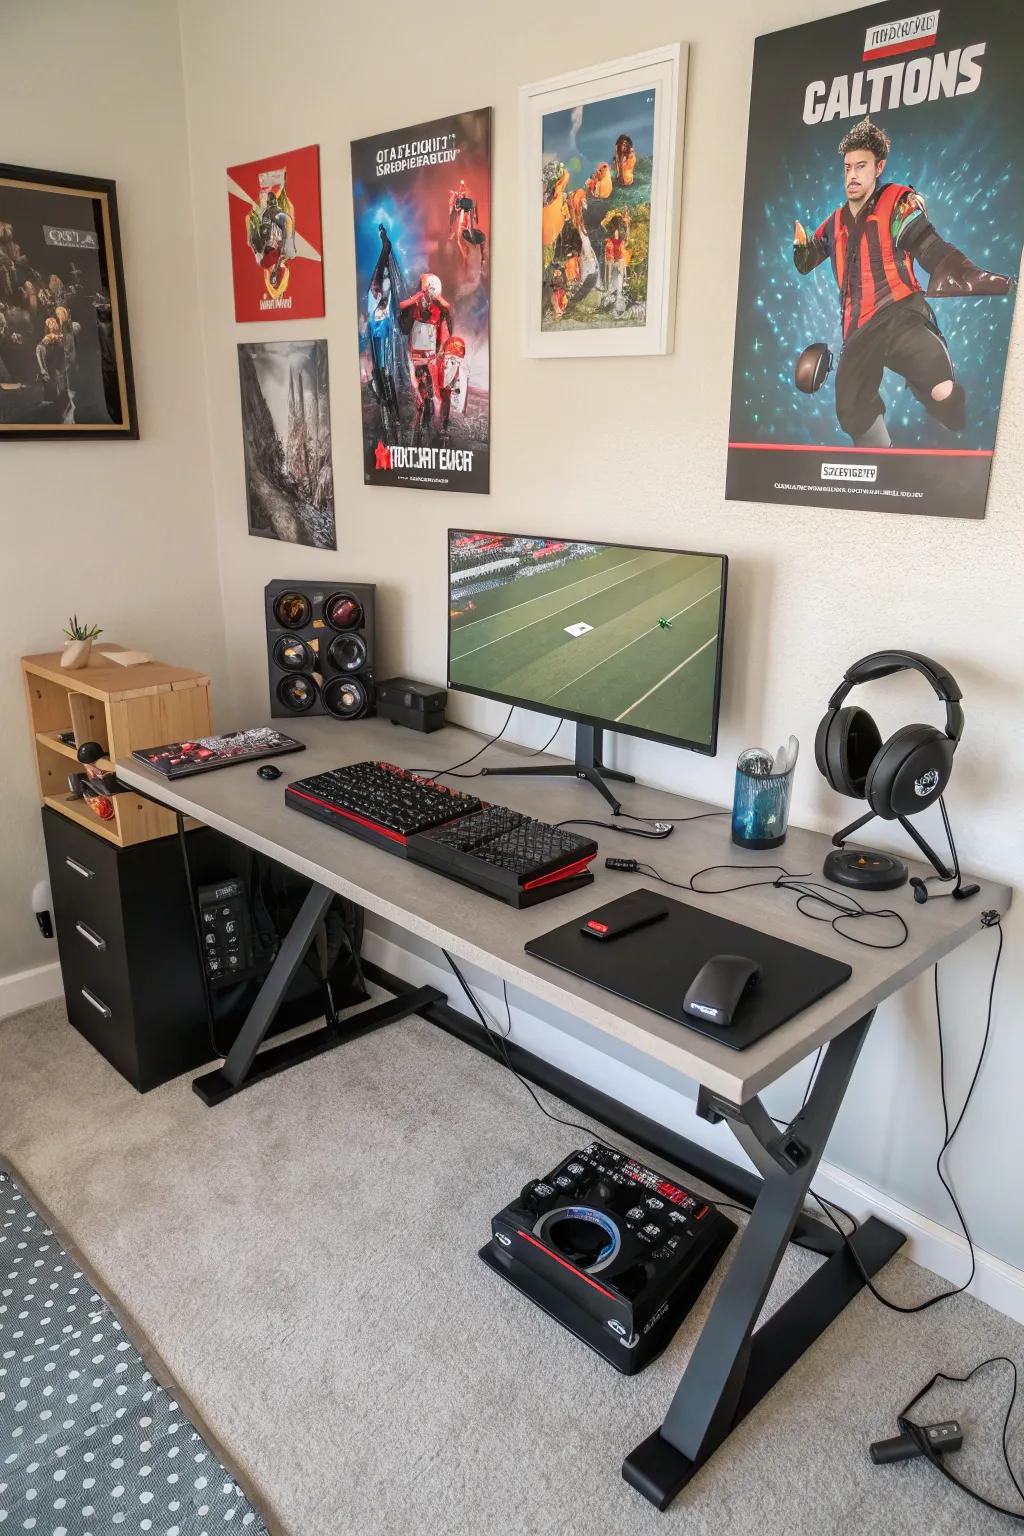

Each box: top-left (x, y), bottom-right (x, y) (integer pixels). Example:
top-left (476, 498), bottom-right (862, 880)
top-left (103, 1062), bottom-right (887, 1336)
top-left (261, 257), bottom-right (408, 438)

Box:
top-left (525, 887), bottom-right (852, 1052)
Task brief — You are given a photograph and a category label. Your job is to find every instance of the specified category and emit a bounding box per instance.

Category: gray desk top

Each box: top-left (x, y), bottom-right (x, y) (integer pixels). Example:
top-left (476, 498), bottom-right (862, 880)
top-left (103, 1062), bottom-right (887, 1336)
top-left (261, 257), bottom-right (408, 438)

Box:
top-left (117, 718), bottom-right (1011, 1104)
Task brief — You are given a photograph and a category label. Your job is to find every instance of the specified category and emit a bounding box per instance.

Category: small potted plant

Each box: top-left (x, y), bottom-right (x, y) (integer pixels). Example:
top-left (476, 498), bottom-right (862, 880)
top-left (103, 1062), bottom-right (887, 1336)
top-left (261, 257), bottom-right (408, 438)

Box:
top-left (61, 616), bottom-right (103, 670)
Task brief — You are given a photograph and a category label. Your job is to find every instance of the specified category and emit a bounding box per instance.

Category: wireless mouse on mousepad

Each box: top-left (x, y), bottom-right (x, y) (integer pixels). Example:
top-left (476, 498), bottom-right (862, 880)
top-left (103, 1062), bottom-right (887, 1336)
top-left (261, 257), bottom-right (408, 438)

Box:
top-left (525, 887), bottom-right (852, 1051)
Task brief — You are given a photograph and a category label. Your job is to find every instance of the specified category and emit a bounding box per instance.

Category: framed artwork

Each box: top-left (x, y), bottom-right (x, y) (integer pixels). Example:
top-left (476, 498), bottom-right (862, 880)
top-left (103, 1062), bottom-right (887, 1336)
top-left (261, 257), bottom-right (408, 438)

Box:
top-left (0, 163), bottom-right (137, 439)
top-left (351, 107), bottom-right (491, 493)
top-left (520, 45), bottom-right (687, 358)
top-left (226, 145), bottom-right (325, 322)
top-left (238, 339), bottom-right (336, 550)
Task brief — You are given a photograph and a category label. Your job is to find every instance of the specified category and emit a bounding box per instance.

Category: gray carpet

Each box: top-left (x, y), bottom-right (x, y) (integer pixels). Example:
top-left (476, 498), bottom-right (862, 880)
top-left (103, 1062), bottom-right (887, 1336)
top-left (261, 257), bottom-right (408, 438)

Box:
top-left (0, 997), bottom-right (1021, 1535)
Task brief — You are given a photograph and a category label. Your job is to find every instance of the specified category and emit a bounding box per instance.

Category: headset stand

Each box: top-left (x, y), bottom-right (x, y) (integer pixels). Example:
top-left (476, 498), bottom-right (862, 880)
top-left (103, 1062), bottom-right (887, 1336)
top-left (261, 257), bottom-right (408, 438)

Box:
top-left (832, 809), bottom-right (953, 881)
top-left (479, 723), bottom-right (634, 816)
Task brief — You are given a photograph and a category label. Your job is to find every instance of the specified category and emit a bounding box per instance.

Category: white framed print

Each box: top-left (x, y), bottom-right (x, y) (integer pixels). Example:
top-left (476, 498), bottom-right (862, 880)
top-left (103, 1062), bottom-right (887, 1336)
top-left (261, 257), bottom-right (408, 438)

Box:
top-left (520, 43), bottom-right (688, 358)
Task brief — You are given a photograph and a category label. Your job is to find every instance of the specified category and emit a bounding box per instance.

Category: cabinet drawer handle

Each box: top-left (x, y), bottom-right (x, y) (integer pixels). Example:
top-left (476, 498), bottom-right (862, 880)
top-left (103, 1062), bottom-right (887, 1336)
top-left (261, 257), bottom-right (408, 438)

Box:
top-left (75, 922), bottom-right (106, 952)
top-left (80, 987), bottom-right (112, 1019)
top-left (65, 856), bottom-right (95, 880)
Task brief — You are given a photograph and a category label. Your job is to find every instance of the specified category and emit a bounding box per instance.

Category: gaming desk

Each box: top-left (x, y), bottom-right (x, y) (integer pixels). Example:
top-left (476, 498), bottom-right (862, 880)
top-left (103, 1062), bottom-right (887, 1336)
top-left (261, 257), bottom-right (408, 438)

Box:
top-left (117, 717), bottom-right (1011, 1512)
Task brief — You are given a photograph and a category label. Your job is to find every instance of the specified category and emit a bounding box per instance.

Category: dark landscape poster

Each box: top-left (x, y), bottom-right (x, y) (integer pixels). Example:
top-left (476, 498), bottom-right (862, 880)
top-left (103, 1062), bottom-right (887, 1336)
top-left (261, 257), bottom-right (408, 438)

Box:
top-left (351, 107), bottom-right (491, 493)
top-left (0, 165), bottom-right (137, 438)
top-left (726, 0), bottom-right (1024, 519)
top-left (238, 339), bottom-right (336, 549)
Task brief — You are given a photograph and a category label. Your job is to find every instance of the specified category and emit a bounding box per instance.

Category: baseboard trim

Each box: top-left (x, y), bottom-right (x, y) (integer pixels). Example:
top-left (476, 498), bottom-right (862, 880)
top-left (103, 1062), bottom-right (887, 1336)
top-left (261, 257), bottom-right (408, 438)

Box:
top-left (808, 1161), bottom-right (1024, 1324)
top-left (0, 960), bottom-right (63, 1021)
top-left (362, 928), bottom-right (1024, 1326)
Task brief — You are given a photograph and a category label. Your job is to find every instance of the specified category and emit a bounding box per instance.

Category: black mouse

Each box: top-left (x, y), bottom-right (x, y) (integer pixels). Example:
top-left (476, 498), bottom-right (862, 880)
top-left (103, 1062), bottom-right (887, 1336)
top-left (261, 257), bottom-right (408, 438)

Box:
top-left (683, 955), bottom-right (761, 1027)
top-left (257, 764), bottom-right (282, 781)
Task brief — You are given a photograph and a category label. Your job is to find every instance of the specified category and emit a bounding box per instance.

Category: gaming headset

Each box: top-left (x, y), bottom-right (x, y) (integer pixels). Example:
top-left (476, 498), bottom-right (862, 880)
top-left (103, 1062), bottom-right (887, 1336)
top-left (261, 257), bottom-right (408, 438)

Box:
top-left (814, 651), bottom-right (964, 820)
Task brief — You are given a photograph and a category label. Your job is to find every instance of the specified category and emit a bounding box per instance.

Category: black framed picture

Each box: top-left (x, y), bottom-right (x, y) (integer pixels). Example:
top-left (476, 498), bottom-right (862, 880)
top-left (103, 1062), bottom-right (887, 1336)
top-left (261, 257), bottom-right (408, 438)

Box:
top-left (0, 164), bottom-right (138, 439)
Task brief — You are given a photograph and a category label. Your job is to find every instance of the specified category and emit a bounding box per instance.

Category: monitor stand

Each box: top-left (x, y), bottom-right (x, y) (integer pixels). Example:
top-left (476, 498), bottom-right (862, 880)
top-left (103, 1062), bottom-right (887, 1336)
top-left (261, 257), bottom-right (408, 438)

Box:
top-left (479, 723), bottom-right (634, 815)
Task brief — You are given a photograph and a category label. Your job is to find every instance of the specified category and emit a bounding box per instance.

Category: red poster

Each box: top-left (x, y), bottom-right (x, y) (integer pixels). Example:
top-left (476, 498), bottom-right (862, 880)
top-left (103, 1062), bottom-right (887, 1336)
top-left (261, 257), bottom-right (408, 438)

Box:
top-left (226, 144), bottom-right (325, 322)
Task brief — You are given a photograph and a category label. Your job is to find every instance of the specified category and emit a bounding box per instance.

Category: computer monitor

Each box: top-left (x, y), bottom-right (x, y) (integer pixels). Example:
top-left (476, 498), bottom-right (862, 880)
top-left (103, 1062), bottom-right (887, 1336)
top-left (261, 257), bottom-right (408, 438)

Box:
top-left (447, 530), bottom-right (728, 809)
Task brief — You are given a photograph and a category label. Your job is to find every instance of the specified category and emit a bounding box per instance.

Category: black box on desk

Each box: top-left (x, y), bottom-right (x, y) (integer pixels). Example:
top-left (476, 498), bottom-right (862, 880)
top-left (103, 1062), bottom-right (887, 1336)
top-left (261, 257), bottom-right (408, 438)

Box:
top-left (376, 677), bottom-right (447, 733)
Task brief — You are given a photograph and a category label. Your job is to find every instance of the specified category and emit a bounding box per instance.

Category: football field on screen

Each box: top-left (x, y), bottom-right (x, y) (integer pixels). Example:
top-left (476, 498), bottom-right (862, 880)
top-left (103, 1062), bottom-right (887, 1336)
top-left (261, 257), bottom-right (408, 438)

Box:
top-left (450, 549), bottom-right (723, 743)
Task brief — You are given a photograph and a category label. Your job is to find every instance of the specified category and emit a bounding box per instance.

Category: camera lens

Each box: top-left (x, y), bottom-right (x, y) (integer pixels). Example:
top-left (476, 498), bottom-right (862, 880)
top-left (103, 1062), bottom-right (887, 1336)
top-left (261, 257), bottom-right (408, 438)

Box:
top-left (273, 591), bottom-right (312, 630)
top-left (327, 634), bottom-right (367, 673)
top-left (323, 676), bottom-right (371, 719)
top-left (274, 637), bottom-right (314, 672)
top-left (325, 592), bottom-right (363, 631)
top-left (276, 674), bottom-right (318, 713)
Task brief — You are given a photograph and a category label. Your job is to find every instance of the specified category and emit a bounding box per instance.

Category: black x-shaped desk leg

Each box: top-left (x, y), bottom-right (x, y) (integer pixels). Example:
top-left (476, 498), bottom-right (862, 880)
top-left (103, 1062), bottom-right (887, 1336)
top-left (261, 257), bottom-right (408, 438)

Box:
top-left (192, 880), bottom-right (443, 1106)
top-left (623, 1009), bottom-right (905, 1510)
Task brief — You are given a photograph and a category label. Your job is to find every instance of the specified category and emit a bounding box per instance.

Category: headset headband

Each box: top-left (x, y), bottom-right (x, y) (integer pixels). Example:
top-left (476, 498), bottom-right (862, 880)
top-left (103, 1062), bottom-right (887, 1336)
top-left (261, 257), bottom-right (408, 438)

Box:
top-left (827, 650), bottom-right (964, 742)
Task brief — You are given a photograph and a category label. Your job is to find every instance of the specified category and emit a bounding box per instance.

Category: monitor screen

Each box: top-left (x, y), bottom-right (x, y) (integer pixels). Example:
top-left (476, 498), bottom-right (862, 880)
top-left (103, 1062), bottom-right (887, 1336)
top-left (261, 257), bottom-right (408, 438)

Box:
top-left (447, 530), bottom-right (727, 753)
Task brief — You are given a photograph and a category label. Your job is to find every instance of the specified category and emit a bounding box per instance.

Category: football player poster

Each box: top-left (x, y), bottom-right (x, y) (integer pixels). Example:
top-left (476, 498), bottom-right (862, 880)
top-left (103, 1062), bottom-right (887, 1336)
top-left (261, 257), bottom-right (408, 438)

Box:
top-left (351, 108), bottom-right (491, 494)
top-left (226, 145), bottom-right (325, 322)
top-left (726, 1), bottom-right (1024, 519)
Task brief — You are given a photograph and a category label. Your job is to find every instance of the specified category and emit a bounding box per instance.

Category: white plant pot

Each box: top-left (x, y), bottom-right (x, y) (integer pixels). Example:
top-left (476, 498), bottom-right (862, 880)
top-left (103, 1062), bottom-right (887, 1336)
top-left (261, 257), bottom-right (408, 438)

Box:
top-left (60, 637), bottom-right (93, 670)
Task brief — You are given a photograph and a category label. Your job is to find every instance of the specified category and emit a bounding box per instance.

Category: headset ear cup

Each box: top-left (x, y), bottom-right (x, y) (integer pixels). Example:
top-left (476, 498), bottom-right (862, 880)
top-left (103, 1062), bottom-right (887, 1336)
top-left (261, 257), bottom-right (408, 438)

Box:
top-left (817, 706), bottom-right (882, 799)
top-left (814, 710), bottom-right (838, 786)
top-left (865, 724), bottom-right (952, 819)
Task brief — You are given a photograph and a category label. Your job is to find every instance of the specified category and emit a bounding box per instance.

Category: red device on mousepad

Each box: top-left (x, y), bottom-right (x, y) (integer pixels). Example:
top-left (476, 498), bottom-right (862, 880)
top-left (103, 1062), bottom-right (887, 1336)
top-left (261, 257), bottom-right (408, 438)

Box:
top-left (526, 887), bottom-right (852, 1051)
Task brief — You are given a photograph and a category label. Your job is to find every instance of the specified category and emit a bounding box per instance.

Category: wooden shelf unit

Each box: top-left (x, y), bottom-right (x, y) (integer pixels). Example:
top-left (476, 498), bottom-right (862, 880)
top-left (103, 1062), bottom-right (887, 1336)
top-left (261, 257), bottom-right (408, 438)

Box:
top-left (22, 648), bottom-right (212, 847)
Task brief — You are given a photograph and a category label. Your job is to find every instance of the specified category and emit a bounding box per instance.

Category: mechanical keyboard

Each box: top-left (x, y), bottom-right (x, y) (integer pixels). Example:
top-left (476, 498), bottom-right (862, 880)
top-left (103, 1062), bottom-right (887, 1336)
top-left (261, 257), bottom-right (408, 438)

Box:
top-left (406, 805), bottom-right (597, 906)
top-left (285, 760), bottom-right (482, 851)
top-left (285, 760), bottom-right (597, 906)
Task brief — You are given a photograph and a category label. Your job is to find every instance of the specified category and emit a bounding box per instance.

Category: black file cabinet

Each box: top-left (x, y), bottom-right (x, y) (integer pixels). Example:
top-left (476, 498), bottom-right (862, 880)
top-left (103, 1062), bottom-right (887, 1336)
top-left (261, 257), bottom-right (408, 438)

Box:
top-left (43, 807), bottom-right (212, 1092)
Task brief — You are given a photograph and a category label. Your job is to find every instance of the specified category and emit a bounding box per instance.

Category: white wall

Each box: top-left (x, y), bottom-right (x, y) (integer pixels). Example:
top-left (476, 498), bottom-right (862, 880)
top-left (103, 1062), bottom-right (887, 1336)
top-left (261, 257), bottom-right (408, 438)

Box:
top-left (175, 0), bottom-right (1024, 1275)
top-left (0, 0), bottom-right (229, 981)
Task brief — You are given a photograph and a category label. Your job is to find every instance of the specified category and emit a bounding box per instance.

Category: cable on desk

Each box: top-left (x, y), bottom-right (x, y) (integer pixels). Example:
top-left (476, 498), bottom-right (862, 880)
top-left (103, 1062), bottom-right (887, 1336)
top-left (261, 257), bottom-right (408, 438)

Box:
top-left (553, 809), bottom-right (729, 842)
top-left (606, 860), bottom-right (910, 950)
top-left (410, 705), bottom-right (515, 781)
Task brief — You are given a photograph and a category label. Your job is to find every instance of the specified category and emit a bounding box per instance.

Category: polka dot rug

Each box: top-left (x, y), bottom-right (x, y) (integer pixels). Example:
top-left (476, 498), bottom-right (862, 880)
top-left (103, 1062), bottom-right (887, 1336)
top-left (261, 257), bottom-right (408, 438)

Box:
top-left (0, 1171), bottom-right (270, 1535)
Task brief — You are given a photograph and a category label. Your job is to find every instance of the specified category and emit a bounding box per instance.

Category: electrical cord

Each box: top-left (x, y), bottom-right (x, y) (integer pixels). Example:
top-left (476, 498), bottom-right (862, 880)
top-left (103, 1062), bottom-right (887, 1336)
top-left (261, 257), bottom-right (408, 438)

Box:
top-left (606, 859), bottom-right (910, 950)
top-left (896, 1356), bottom-right (1024, 1521)
top-left (442, 948), bottom-right (615, 1145)
top-left (810, 912), bottom-right (1003, 1314)
top-left (910, 799), bottom-right (981, 904)
top-left (442, 951), bottom-right (748, 1227)
top-left (554, 809), bottom-right (729, 842)
top-left (412, 711), bottom-right (568, 783)
top-left (411, 705), bottom-right (515, 780)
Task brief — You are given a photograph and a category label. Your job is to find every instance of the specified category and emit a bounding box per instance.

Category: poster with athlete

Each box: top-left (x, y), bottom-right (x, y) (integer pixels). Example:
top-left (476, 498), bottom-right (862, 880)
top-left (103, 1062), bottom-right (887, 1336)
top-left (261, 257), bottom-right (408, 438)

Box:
top-left (726, 1), bottom-right (1024, 519)
top-left (226, 145), bottom-right (324, 322)
top-left (351, 108), bottom-right (491, 494)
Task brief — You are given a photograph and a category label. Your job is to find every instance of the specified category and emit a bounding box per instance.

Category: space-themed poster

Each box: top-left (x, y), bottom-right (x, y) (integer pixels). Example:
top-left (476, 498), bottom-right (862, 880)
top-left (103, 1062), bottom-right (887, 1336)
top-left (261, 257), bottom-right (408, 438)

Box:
top-left (226, 145), bottom-right (325, 322)
top-left (351, 108), bottom-right (491, 494)
top-left (726, 0), bottom-right (1024, 519)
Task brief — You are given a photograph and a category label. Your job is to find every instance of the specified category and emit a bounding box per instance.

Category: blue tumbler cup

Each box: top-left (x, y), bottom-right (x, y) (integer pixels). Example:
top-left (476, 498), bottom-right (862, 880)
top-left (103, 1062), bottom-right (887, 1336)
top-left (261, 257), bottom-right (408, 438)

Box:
top-left (732, 748), bottom-right (795, 850)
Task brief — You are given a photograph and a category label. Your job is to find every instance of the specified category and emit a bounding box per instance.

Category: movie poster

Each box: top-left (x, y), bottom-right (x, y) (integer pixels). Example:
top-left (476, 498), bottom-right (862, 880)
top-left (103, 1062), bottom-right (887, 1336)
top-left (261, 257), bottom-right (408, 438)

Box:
top-left (226, 145), bottom-right (324, 322)
top-left (351, 108), bottom-right (491, 494)
top-left (726, 1), bottom-right (1024, 519)
top-left (238, 340), bottom-right (336, 549)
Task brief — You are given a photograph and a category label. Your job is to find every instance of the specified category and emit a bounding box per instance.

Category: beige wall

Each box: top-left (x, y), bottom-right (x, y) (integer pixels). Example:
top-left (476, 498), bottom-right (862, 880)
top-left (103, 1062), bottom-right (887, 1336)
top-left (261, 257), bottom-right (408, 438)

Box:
top-left (1, 0), bottom-right (228, 979)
